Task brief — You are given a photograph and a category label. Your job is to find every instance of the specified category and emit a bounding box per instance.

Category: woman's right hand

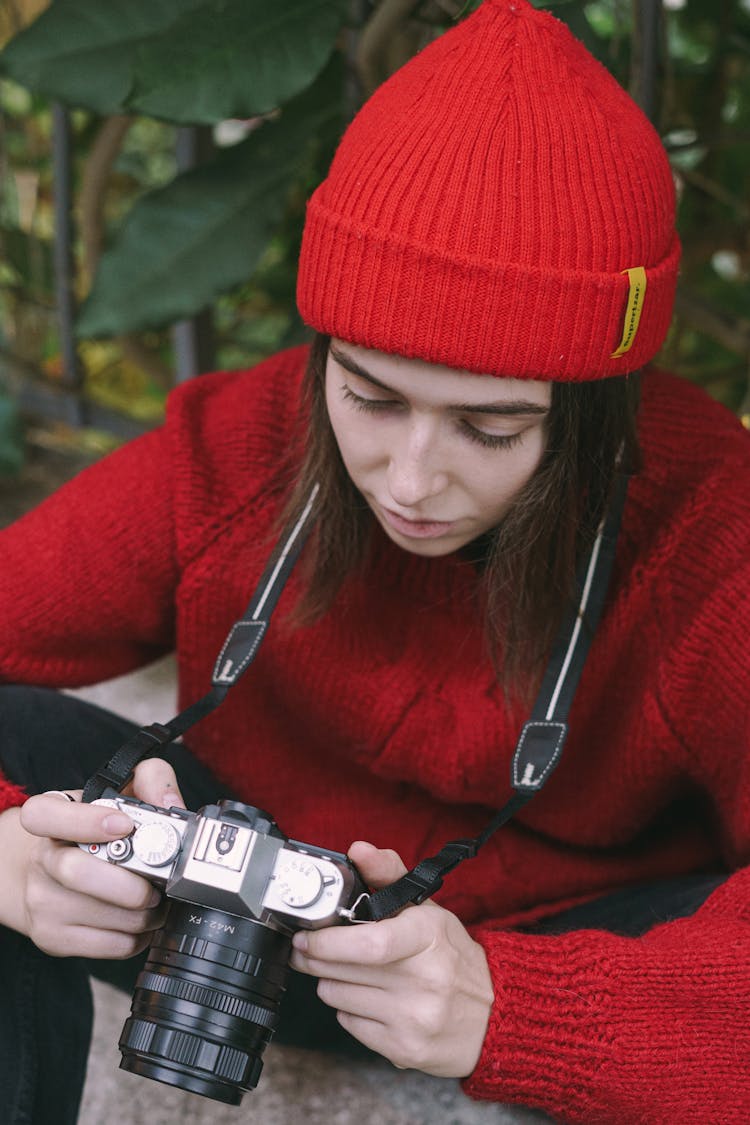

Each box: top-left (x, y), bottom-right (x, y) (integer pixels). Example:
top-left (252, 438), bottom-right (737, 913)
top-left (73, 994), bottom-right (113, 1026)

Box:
top-left (13, 790), bottom-right (169, 959)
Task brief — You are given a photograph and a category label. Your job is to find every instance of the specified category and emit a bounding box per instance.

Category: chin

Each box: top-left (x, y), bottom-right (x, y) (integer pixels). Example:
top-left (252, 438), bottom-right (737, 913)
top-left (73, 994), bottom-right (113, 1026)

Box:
top-left (381, 525), bottom-right (470, 558)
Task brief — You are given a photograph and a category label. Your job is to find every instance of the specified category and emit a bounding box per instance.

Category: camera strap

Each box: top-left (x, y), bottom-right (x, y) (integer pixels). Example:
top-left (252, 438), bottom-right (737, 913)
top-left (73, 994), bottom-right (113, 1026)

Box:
top-left (353, 471), bottom-right (628, 921)
top-left (82, 473), bottom-right (628, 924)
top-left (82, 485), bottom-right (320, 803)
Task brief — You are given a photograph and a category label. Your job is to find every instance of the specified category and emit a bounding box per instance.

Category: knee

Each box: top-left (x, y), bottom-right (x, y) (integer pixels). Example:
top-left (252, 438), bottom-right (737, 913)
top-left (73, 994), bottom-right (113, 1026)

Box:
top-left (0, 686), bottom-right (92, 793)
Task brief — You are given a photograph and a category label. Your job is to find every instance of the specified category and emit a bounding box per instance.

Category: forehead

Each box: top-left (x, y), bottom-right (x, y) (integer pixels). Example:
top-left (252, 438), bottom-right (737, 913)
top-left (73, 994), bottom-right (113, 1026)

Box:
top-left (328, 341), bottom-right (552, 408)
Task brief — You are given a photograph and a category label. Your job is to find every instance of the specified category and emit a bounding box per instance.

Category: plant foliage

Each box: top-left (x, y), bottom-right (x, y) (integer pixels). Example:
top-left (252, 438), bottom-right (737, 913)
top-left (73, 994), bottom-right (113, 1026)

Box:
top-left (0, 0), bottom-right (748, 441)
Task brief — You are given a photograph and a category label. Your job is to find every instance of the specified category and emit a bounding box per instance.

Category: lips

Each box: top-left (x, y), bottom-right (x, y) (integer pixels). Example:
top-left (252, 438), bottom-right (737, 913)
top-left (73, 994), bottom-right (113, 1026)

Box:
top-left (379, 505), bottom-right (457, 540)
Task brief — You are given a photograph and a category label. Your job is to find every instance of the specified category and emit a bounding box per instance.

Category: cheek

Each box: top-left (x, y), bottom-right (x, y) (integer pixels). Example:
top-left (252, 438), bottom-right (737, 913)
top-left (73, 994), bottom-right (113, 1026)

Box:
top-left (326, 398), bottom-right (375, 479)
top-left (469, 434), bottom-right (545, 511)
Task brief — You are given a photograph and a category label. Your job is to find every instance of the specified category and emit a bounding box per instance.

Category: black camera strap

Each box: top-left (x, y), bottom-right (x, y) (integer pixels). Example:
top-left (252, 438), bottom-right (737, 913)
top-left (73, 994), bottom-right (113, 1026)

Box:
top-left (82, 485), bottom-right (320, 803)
top-left (83, 474), bottom-right (628, 923)
top-left (356, 472), bottom-right (628, 921)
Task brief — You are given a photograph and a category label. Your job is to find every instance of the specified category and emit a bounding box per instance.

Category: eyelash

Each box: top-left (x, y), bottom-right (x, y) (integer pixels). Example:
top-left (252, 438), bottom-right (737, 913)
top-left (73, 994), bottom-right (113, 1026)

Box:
top-left (340, 385), bottom-right (526, 451)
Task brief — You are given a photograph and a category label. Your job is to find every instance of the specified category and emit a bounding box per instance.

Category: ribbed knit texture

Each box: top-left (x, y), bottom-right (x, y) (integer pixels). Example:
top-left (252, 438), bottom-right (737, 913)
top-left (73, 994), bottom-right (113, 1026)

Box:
top-left (1, 348), bottom-right (749, 1121)
top-left (297, 0), bottom-right (680, 380)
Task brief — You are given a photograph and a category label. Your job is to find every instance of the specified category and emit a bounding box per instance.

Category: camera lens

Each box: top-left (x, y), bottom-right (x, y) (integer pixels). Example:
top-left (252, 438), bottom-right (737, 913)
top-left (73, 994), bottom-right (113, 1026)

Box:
top-left (118, 902), bottom-right (292, 1104)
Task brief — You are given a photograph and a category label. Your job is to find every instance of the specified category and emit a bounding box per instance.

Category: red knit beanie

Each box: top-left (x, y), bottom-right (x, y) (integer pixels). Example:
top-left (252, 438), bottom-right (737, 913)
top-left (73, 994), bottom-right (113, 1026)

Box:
top-left (297, 0), bottom-right (680, 381)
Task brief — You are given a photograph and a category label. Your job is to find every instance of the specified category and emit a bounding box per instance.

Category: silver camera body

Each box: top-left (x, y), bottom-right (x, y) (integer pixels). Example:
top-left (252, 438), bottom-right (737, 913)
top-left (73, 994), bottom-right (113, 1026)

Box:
top-left (81, 794), bottom-right (364, 933)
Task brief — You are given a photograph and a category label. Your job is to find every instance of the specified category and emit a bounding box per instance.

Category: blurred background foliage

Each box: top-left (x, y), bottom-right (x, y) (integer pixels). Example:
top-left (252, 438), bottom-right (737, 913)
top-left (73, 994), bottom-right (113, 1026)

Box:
top-left (0, 0), bottom-right (748, 477)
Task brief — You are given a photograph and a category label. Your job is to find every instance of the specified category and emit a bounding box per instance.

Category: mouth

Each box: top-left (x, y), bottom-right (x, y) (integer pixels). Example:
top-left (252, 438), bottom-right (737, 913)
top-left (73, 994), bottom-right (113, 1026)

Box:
top-left (379, 505), bottom-right (457, 540)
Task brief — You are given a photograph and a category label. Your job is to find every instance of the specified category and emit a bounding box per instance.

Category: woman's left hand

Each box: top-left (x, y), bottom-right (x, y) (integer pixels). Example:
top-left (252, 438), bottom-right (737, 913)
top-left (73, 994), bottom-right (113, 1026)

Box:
top-left (290, 840), bottom-right (494, 1077)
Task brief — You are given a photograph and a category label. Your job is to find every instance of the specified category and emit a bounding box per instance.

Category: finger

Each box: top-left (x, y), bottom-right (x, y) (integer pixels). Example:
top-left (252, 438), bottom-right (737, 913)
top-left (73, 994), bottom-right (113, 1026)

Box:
top-left (347, 841), bottom-right (408, 889)
top-left (129, 758), bottom-right (186, 809)
top-left (316, 978), bottom-right (392, 1023)
top-left (293, 910), bottom-right (428, 966)
top-left (30, 877), bottom-right (168, 937)
top-left (290, 949), bottom-right (392, 987)
top-left (20, 792), bottom-right (134, 843)
top-left (41, 922), bottom-right (157, 961)
top-left (334, 1010), bottom-right (401, 1062)
top-left (44, 843), bottom-right (163, 910)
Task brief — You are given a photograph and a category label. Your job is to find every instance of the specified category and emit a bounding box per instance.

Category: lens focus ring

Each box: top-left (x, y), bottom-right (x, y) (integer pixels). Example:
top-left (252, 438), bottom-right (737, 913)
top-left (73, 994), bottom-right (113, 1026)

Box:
top-left (137, 971), bottom-right (278, 1029)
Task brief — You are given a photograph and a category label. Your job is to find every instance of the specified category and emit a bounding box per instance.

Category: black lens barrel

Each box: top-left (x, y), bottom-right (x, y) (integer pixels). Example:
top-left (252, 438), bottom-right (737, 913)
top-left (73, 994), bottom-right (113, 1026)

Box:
top-left (119, 902), bottom-right (292, 1104)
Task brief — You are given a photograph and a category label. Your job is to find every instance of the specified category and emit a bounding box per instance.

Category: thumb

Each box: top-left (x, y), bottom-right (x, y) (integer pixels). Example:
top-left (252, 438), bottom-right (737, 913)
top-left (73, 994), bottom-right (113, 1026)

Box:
top-left (348, 840), bottom-right (408, 889)
top-left (129, 757), bottom-right (187, 810)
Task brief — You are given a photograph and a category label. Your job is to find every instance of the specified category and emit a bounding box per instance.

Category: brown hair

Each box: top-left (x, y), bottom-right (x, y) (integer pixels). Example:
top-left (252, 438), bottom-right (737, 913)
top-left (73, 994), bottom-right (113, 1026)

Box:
top-left (280, 333), bottom-right (641, 698)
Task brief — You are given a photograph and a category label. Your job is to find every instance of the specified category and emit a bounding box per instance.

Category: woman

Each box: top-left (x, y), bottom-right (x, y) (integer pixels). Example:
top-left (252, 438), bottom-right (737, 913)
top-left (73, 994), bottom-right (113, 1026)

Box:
top-left (0, 2), bottom-right (748, 1122)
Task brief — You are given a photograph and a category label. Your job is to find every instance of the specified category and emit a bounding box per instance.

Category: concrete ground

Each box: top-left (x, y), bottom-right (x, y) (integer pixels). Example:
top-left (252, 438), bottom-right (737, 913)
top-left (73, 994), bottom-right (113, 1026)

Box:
top-left (80, 985), bottom-right (551, 1125)
top-left (68, 659), bottom-right (555, 1125)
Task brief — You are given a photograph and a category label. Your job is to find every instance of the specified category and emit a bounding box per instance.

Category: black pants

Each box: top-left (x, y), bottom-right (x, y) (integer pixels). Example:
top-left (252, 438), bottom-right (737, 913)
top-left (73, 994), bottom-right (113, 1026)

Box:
top-left (0, 686), bottom-right (727, 1124)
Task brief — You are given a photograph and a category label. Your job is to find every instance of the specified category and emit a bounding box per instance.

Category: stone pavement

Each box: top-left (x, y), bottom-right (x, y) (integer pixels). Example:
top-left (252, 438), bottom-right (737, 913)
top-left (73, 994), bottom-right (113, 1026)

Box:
top-left (80, 985), bottom-right (551, 1125)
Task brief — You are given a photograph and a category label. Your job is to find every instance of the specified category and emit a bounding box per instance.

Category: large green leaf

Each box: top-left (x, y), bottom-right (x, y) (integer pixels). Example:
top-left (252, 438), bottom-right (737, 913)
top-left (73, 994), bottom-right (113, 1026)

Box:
top-left (0, 0), bottom-right (348, 123)
top-left (76, 70), bottom-right (342, 336)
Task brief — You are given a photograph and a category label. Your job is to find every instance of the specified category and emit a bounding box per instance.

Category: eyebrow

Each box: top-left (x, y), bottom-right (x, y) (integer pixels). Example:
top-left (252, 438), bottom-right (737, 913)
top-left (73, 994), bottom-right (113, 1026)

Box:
top-left (329, 345), bottom-right (549, 417)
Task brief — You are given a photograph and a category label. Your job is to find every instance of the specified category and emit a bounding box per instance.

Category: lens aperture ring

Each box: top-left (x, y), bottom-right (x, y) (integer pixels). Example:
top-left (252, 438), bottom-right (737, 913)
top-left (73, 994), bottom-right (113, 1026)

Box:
top-left (137, 971), bottom-right (278, 1029)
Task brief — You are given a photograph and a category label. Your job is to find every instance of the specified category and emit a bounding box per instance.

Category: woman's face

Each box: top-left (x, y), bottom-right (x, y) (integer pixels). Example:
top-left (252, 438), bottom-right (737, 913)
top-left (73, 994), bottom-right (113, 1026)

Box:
top-left (325, 340), bottom-right (552, 557)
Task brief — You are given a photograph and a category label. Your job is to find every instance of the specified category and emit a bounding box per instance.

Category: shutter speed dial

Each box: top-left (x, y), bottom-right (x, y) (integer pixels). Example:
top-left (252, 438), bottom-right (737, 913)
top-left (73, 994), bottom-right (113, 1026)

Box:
top-left (275, 856), bottom-right (324, 908)
top-left (132, 820), bottom-right (182, 867)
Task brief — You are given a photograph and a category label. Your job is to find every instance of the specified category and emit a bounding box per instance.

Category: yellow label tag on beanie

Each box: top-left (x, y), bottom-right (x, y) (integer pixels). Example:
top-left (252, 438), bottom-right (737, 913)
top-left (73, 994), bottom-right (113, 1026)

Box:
top-left (611, 266), bottom-right (647, 358)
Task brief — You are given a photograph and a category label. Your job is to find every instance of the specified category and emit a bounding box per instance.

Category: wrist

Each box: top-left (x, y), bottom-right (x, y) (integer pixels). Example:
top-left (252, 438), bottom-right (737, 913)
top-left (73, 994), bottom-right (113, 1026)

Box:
top-left (460, 938), bottom-right (495, 1076)
top-left (0, 807), bottom-right (33, 937)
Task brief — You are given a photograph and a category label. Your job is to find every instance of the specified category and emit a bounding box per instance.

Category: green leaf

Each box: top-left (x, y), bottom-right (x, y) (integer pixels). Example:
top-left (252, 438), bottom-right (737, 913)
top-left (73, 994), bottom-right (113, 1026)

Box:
top-left (0, 0), bottom-right (348, 123)
top-left (0, 226), bottom-right (54, 297)
top-left (76, 66), bottom-right (343, 337)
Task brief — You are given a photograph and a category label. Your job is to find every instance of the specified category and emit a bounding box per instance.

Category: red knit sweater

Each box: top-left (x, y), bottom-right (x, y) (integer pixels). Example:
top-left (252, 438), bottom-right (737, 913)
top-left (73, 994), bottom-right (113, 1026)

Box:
top-left (1, 346), bottom-right (749, 1123)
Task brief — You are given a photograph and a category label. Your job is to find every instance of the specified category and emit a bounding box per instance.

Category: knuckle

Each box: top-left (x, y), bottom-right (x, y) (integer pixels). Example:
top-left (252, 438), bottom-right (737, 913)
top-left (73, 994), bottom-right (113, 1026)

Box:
top-left (419, 951), bottom-right (452, 992)
top-left (385, 848), bottom-right (405, 872)
top-left (412, 993), bottom-right (447, 1037)
top-left (28, 924), bottom-right (54, 956)
top-left (19, 796), bottom-right (46, 834)
top-left (53, 844), bottom-right (80, 887)
top-left (390, 1031), bottom-right (428, 1073)
top-left (316, 978), bottom-right (332, 1003)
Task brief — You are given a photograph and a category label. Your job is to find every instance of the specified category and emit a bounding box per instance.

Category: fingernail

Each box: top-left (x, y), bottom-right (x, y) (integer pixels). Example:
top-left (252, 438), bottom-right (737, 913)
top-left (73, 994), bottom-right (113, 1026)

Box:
top-left (103, 812), bottom-right (133, 835)
top-left (292, 932), bottom-right (308, 952)
top-left (148, 889), bottom-right (162, 908)
top-left (161, 791), bottom-right (185, 810)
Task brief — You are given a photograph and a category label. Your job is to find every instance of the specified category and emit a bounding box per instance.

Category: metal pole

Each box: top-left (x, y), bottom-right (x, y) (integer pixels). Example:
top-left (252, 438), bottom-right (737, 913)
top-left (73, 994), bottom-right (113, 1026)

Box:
top-left (170, 127), bottom-right (216, 382)
top-left (632, 0), bottom-right (662, 125)
top-left (51, 102), bottom-right (87, 424)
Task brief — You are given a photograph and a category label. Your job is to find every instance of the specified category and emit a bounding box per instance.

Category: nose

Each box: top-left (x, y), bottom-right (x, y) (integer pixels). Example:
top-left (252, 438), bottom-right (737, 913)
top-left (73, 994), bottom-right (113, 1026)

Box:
top-left (386, 420), bottom-right (448, 509)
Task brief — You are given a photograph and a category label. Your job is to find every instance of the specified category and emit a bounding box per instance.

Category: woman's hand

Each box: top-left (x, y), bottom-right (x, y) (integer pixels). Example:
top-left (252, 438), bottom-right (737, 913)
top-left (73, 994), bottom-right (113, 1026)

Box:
top-left (15, 756), bottom-right (186, 959)
top-left (290, 840), bottom-right (494, 1077)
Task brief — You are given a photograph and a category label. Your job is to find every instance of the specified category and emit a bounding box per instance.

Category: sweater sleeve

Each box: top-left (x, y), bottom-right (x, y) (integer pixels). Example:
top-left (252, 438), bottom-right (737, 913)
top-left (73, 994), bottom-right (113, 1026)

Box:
top-left (465, 687), bottom-right (750, 1123)
top-left (0, 426), bottom-right (178, 809)
top-left (464, 866), bottom-right (750, 1123)
top-left (463, 490), bottom-right (750, 1122)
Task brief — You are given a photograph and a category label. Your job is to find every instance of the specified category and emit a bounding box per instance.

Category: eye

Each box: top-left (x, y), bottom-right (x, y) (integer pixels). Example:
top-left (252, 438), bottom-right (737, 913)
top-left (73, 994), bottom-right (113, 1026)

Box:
top-left (340, 384), bottom-right (399, 413)
top-left (458, 421), bottom-right (526, 450)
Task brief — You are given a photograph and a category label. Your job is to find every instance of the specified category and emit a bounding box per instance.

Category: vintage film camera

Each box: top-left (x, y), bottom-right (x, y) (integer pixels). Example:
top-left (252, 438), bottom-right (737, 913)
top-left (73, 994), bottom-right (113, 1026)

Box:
top-left (81, 794), bottom-right (366, 1104)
